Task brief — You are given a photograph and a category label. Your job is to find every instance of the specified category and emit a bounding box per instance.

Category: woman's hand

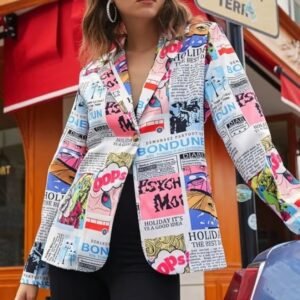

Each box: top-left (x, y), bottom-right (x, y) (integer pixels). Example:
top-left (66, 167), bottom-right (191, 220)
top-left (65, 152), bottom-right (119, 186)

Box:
top-left (15, 283), bottom-right (38, 300)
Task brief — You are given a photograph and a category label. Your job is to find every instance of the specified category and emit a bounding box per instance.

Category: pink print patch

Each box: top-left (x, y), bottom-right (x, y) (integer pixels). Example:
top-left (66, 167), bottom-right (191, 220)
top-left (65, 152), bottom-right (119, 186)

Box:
top-left (183, 165), bottom-right (211, 194)
top-left (105, 102), bottom-right (135, 137)
top-left (236, 92), bottom-right (265, 125)
top-left (138, 174), bottom-right (184, 220)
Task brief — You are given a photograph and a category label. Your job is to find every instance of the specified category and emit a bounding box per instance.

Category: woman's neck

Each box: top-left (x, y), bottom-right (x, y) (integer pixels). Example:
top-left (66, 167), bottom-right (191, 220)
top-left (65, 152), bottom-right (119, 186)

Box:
top-left (123, 19), bottom-right (160, 53)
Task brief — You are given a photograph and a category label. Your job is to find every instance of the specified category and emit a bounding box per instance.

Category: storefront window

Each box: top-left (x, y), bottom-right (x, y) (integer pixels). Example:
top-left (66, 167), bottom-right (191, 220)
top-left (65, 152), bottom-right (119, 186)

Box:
top-left (256, 119), bottom-right (294, 252)
top-left (278, 0), bottom-right (300, 24)
top-left (295, 0), bottom-right (300, 23)
top-left (278, 0), bottom-right (290, 14)
top-left (0, 107), bottom-right (25, 266)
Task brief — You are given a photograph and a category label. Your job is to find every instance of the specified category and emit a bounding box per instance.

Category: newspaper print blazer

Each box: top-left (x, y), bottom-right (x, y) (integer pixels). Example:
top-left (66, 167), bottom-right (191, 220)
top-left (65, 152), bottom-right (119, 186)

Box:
top-left (21, 22), bottom-right (300, 287)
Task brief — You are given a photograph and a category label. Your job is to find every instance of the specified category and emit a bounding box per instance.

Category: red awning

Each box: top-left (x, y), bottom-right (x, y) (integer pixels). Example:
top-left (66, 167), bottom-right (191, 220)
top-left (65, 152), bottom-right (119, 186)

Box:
top-left (3, 0), bottom-right (85, 113)
top-left (3, 0), bottom-right (206, 113)
top-left (244, 11), bottom-right (300, 114)
top-left (279, 70), bottom-right (300, 112)
top-left (183, 0), bottom-right (208, 19)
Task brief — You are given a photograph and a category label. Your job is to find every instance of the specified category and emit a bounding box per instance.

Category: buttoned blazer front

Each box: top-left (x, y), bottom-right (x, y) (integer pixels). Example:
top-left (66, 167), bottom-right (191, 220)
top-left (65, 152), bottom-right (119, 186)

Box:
top-left (21, 22), bottom-right (300, 288)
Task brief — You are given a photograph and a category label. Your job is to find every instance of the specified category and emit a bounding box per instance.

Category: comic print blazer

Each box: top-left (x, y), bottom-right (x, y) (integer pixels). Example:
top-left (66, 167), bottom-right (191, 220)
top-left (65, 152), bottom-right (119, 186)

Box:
top-left (21, 22), bottom-right (300, 288)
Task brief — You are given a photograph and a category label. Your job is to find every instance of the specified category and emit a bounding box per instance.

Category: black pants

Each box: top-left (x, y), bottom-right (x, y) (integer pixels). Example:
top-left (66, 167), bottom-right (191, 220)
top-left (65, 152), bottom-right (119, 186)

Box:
top-left (49, 264), bottom-right (180, 300)
top-left (49, 175), bottom-right (180, 300)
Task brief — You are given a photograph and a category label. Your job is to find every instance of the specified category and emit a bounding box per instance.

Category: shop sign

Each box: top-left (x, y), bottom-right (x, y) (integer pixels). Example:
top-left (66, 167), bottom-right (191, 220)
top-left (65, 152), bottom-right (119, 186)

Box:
top-left (194, 0), bottom-right (279, 37)
top-left (281, 39), bottom-right (300, 70)
top-left (250, 27), bottom-right (300, 76)
top-left (236, 184), bottom-right (252, 202)
top-left (0, 153), bottom-right (11, 176)
top-left (0, 165), bottom-right (11, 176)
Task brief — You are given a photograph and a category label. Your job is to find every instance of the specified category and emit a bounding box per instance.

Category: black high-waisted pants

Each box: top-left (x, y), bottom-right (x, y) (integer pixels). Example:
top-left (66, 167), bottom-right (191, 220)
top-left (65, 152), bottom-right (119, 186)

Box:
top-left (48, 174), bottom-right (180, 300)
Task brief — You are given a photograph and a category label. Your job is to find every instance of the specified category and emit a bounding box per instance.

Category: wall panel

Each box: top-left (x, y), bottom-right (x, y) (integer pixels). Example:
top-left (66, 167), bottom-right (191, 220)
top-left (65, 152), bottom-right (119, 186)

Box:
top-left (0, 99), bottom-right (62, 300)
top-left (204, 120), bottom-right (242, 300)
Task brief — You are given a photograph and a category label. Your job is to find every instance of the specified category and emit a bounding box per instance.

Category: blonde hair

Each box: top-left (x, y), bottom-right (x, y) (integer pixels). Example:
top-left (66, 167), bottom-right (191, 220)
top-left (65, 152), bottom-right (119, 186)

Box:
top-left (79, 0), bottom-right (192, 64)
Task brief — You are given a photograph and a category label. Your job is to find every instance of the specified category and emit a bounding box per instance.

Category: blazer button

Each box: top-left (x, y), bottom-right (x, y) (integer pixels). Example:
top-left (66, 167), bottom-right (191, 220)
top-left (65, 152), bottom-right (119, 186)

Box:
top-left (133, 134), bottom-right (139, 142)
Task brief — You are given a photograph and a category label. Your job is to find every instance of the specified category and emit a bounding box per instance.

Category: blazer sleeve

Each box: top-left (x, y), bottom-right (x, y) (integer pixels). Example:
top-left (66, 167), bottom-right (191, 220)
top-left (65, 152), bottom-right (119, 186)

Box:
top-left (204, 22), bottom-right (300, 234)
top-left (20, 70), bottom-right (89, 288)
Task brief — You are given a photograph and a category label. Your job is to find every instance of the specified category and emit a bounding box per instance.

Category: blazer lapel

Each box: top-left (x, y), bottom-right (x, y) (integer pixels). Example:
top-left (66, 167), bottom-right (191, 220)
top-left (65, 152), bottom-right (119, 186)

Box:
top-left (136, 38), bottom-right (182, 121)
top-left (99, 51), bottom-right (138, 137)
top-left (98, 54), bottom-right (130, 109)
top-left (100, 37), bottom-right (183, 126)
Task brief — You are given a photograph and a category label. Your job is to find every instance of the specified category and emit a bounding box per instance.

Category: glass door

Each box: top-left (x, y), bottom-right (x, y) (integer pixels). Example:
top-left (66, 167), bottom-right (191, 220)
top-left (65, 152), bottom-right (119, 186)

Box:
top-left (0, 102), bottom-right (25, 266)
top-left (255, 114), bottom-right (298, 252)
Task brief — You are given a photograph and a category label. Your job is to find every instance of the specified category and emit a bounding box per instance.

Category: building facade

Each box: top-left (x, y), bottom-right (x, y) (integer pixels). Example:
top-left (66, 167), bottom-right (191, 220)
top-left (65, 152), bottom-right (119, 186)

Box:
top-left (0, 0), bottom-right (299, 299)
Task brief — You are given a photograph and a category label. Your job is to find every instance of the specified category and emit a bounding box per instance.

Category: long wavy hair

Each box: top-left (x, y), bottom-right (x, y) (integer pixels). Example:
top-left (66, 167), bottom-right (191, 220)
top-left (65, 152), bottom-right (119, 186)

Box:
top-left (80, 0), bottom-right (192, 64)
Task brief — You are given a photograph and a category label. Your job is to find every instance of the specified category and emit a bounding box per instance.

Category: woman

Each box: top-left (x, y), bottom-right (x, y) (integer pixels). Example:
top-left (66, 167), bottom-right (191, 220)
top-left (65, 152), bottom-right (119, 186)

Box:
top-left (15, 0), bottom-right (300, 299)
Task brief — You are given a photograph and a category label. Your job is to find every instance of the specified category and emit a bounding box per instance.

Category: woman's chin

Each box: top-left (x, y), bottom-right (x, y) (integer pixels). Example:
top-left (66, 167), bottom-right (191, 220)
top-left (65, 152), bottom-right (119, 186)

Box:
top-left (128, 8), bottom-right (161, 20)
